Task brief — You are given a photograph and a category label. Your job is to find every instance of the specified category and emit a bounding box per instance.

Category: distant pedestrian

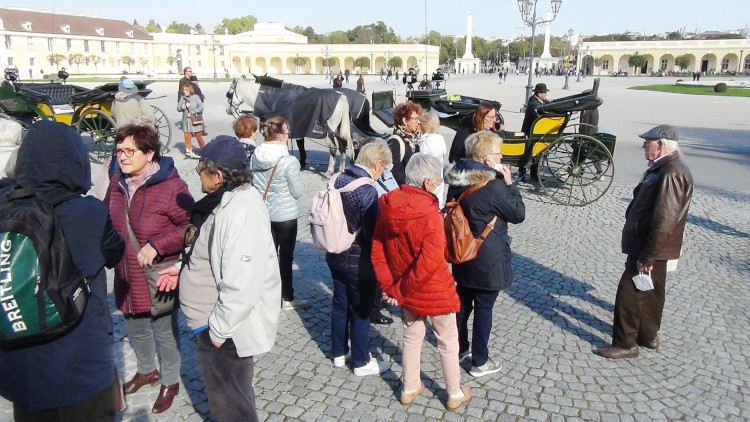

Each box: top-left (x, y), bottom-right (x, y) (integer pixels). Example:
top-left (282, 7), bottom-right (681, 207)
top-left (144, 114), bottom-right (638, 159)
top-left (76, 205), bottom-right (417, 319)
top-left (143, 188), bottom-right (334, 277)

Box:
top-left (178, 83), bottom-right (205, 159)
top-left (344, 68), bottom-right (350, 83)
top-left (380, 68), bottom-right (385, 82)
top-left (111, 78), bottom-right (156, 128)
top-left (386, 69), bottom-right (392, 84)
top-left (356, 74), bottom-right (365, 94)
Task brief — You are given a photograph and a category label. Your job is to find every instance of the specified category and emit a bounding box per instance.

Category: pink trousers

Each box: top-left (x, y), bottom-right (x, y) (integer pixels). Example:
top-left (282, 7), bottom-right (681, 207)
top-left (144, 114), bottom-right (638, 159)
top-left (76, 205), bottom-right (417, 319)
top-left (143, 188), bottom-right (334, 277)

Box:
top-left (401, 309), bottom-right (461, 395)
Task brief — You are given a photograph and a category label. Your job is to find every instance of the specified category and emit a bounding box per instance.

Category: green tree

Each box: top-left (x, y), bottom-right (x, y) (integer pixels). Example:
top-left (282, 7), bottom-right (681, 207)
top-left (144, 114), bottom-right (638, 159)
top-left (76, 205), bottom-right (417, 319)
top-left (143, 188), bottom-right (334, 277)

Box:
top-left (47, 53), bottom-right (66, 69)
top-left (166, 21), bottom-right (192, 34)
top-left (325, 31), bottom-right (349, 44)
top-left (70, 53), bottom-right (85, 72)
top-left (292, 55), bottom-right (308, 73)
top-left (194, 23), bottom-right (205, 35)
top-left (132, 19), bottom-right (143, 30)
top-left (675, 55), bottom-right (690, 70)
top-left (214, 15), bottom-right (257, 35)
top-left (629, 52), bottom-right (647, 74)
top-left (388, 56), bottom-right (402, 70)
top-left (121, 55), bottom-right (135, 71)
top-left (322, 57), bottom-right (337, 68)
top-left (145, 19), bottom-right (161, 33)
top-left (354, 56), bottom-right (370, 71)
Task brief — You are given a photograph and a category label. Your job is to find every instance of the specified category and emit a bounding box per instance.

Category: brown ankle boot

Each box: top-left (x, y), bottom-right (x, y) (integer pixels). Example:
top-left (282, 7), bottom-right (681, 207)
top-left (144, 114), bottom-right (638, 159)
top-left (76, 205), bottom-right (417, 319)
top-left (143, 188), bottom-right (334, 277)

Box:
top-left (152, 383), bottom-right (179, 414)
top-left (122, 369), bottom-right (159, 395)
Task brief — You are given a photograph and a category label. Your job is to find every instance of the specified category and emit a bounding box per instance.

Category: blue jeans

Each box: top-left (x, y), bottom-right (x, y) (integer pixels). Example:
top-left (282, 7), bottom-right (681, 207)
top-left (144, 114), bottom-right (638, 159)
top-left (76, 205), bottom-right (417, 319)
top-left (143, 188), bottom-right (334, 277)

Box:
top-left (330, 267), bottom-right (375, 368)
top-left (456, 285), bottom-right (500, 367)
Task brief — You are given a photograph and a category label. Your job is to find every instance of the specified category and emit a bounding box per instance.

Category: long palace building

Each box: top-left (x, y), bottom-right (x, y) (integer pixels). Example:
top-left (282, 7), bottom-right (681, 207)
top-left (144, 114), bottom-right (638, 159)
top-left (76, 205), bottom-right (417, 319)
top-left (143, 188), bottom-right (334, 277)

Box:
top-left (0, 8), bottom-right (439, 78)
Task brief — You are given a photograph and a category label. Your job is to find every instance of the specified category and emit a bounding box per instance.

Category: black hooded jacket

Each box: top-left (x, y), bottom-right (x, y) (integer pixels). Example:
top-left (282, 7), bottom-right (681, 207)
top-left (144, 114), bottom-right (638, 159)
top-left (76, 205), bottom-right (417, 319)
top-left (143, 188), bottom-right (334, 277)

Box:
top-left (0, 121), bottom-right (124, 411)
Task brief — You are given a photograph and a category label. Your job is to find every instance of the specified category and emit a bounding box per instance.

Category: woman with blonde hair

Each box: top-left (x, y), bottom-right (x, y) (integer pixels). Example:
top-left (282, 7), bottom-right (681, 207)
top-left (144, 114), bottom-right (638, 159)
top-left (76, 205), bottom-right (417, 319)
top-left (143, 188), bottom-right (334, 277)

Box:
top-left (177, 83), bottom-right (204, 159)
top-left (417, 112), bottom-right (447, 207)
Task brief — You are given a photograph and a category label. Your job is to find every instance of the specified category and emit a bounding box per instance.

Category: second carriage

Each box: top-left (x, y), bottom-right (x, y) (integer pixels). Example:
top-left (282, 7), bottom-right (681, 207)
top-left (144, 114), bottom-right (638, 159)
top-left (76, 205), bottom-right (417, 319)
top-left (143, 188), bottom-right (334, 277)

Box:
top-left (375, 77), bottom-right (616, 206)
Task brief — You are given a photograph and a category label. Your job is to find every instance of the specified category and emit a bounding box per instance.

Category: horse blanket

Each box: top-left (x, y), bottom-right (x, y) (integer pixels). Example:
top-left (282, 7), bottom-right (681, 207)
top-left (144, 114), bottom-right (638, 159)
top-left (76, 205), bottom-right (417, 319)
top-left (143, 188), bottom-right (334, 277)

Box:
top-left (253, 84), bottom-right (339, 139)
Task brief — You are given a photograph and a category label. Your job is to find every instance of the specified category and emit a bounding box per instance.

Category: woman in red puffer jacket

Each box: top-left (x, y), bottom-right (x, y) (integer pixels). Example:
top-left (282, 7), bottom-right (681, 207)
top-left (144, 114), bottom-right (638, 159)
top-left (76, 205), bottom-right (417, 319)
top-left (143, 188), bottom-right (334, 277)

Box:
top-left (372, 153), bottom-right (471, 411)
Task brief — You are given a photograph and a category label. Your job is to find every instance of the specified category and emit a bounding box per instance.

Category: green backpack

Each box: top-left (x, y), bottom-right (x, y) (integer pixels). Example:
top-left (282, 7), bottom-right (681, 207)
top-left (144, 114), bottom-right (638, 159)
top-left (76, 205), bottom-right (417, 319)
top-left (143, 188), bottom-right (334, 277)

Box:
top-left (0, 186), bottom-right (89, 349)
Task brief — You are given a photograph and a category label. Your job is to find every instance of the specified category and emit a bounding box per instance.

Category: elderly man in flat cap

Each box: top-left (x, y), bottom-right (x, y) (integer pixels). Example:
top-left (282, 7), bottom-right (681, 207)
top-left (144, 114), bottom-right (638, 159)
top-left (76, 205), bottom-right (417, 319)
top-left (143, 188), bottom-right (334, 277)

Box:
top-left (595, 125), bottom-right (693, 359)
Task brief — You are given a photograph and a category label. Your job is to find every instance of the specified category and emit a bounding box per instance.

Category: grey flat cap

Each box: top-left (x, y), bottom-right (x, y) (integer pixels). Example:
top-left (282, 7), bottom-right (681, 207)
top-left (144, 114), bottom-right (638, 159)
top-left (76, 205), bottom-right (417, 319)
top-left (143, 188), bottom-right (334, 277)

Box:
top-left (639, 124), bottom-right (678, 142)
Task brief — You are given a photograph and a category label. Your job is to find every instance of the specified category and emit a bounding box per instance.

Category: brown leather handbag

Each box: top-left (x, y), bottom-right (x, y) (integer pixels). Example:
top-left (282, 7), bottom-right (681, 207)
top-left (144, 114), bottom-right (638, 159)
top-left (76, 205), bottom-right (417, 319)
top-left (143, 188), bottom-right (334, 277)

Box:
top-left (444, 182), bottom-right (498, 264)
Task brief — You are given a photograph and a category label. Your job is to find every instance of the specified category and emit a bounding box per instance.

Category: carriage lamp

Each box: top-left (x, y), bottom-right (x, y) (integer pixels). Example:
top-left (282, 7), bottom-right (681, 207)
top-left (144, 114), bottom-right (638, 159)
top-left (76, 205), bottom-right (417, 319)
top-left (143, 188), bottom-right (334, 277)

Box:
top-left (517, 0), bottom-right (563, 111)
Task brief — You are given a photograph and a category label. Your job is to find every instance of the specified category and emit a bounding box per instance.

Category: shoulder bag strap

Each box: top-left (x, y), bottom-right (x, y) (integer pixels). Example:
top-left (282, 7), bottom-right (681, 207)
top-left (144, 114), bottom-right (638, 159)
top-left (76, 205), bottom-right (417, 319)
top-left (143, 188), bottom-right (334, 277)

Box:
top-left (455, 181), bottom-right (497, 239)
top-left (457, 181), bottom-right (489, 203)
top-left (262, 164), bottom-right (278, 201)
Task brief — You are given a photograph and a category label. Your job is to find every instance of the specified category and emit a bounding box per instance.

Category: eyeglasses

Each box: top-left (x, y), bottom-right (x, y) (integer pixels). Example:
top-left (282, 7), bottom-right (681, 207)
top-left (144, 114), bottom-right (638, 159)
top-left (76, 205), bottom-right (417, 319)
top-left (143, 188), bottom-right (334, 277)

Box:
top-left (195, 164), bottom-right (206, 175)
top-left (408, 115), bottom-right (420, 121)
top-left (115, 148), bottom-right (138, 158)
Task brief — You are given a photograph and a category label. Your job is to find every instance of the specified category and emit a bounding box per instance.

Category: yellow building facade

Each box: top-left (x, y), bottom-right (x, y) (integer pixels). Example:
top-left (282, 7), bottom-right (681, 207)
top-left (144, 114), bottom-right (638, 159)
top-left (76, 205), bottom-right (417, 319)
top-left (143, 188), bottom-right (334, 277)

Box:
top-left (582, 38), bottom-right (750, 76)
top-left (0, 9), bottom-right (438, 78)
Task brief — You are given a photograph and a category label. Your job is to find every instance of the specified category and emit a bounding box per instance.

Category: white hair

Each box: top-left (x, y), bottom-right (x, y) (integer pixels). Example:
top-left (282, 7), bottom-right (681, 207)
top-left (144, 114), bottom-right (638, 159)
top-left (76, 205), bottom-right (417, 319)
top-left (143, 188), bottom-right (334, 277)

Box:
top-left (659, 138), bottom-right (679, 151)
top-left (0, 119), bottom-right (23, 147)
top-left (405, 153), bottom-right (442, 187)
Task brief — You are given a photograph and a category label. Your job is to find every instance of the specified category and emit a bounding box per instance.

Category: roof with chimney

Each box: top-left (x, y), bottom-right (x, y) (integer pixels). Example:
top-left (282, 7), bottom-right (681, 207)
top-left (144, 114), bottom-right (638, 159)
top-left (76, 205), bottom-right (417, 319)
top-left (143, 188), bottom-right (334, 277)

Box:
top-left (0, 8), bottom-right (152, 40)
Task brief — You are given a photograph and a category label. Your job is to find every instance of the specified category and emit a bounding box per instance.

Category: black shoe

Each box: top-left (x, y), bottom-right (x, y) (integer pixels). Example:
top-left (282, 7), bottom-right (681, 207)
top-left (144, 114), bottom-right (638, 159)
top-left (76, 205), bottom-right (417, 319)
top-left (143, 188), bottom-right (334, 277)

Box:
top-left (370, 310), bottom-right (393, 325)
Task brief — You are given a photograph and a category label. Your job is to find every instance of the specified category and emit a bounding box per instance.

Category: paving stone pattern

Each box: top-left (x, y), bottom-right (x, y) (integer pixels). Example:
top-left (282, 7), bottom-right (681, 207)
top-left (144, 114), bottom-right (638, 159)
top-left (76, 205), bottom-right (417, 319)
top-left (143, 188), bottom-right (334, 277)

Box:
top-left (1, 154), bottom-right (748, 421)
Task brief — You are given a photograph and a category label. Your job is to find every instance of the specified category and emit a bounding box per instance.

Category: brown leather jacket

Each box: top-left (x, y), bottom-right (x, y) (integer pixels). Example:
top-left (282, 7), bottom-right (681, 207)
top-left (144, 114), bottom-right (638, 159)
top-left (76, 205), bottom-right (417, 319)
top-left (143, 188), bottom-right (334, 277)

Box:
top-left (621, 152), bottom-right (693, 263)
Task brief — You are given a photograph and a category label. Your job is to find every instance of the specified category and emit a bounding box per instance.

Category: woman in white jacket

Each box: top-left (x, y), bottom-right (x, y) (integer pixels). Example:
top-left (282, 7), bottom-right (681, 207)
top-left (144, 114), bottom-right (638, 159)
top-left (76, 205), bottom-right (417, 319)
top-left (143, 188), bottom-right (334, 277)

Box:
top-left (250, 116), bottom-right (308, 311)
top-left (417, 112), bottom-right (447, 208)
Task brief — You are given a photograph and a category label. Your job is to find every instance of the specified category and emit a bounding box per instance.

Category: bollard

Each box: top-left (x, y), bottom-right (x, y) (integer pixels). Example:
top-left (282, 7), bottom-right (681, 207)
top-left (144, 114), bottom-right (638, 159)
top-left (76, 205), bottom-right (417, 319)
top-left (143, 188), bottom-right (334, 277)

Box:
top-left (563, 73), bottom-right (570, 90)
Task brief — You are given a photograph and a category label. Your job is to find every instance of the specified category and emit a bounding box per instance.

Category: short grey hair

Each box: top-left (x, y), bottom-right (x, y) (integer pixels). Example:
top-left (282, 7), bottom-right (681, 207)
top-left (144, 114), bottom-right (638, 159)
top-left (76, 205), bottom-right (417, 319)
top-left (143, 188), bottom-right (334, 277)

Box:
top-left (405, 153), bottom-right (442, 187)
top-left (356, 139), bottom-right (392, 167)
top-left (0, 119), bottom-right (23, 147)
top-left (466, 130), bottom-right (503, 161)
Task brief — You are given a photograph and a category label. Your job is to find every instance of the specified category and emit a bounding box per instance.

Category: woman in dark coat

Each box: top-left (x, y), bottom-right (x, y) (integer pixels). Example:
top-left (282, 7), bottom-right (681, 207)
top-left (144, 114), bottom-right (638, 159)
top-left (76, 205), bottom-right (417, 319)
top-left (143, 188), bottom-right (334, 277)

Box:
top-left (444, 130), bottom-right (525, 378)
top-left (0, 121), bottom-right (125, 420)
top-left (106, 124), bottom-right (194, 413)
top-left (448, 102), bottom-right (503, 164)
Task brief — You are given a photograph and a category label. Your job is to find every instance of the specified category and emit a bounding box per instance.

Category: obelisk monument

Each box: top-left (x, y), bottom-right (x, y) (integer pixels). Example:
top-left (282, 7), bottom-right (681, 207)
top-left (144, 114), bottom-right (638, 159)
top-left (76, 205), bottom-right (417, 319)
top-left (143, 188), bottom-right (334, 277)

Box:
top-left (456, 11), bottom-right (481, 73)
top-left (541, 7), bottom-right (553, 58)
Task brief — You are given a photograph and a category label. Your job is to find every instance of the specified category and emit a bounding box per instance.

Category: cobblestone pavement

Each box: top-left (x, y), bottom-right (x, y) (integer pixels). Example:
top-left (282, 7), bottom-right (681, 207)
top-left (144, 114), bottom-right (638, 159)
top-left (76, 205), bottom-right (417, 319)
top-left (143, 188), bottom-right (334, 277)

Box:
top-left (2, 160), bottom-right (748, 421)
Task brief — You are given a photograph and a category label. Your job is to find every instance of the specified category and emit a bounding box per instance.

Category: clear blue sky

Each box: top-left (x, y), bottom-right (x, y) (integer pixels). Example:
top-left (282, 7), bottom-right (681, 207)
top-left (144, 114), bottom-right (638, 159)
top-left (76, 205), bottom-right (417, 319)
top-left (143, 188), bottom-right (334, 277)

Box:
top-left (8, 0), bottom-right (750, 39)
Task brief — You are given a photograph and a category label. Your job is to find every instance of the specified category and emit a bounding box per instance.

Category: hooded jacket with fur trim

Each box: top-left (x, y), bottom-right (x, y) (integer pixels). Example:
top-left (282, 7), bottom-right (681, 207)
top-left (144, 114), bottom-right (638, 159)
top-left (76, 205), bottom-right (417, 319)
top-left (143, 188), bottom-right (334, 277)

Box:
top-left (372, 185), bottom-right (460, 316)
top-left (444, 158), bottom-right (526, 291)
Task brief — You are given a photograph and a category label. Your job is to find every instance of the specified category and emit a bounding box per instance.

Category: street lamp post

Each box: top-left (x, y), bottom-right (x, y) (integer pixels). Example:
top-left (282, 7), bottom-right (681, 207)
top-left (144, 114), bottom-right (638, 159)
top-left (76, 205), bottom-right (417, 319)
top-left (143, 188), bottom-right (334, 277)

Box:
top-left (563, 28), bottom-right (574, 90)
top-left (517, 0), bottom-right (563, 111)
top-left (204, 35), bottom-right (220, 83)
top-left (321, 46), bottom-right (331, 80)
top-left (576, 39), bottom-right (583, 82)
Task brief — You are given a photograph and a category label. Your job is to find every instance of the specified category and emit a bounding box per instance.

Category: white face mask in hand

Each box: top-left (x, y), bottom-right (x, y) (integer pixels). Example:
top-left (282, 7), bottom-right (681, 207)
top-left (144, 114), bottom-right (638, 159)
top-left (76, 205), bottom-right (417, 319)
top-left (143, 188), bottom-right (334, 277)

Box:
top-left (632, 271), bottom-right (654, 291)
top-left (487, 156), bottom-right (503, 172)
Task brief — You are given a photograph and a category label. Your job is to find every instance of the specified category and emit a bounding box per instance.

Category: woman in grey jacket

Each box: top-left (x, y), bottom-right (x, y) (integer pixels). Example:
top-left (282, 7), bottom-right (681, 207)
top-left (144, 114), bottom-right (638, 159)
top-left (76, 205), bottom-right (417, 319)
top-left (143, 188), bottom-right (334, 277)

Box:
top-left (177, 83), bottom-right (205, 159)
top-left (251, 116), bottom-right (308, 310)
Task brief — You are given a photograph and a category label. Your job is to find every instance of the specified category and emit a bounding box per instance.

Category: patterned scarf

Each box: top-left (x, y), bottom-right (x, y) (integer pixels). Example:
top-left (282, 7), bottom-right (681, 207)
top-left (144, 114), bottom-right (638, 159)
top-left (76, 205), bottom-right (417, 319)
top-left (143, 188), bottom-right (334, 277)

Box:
top-left (394, 125), bottom-right (421, 152)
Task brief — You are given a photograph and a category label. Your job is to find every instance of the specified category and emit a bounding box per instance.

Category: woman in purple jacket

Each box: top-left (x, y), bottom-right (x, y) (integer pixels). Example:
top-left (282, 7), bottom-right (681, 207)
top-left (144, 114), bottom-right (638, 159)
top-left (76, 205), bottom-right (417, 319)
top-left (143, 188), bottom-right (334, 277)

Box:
top-left (106, 124), bottom-right (194, 414)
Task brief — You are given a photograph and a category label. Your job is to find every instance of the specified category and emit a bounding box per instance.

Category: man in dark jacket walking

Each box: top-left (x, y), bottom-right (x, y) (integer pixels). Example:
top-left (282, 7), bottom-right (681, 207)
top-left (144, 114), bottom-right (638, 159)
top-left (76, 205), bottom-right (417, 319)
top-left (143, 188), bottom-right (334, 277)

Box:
top-left (0, 121), bottom-right (125, 420)
top-left (595, 125), bottom-right (693, 359)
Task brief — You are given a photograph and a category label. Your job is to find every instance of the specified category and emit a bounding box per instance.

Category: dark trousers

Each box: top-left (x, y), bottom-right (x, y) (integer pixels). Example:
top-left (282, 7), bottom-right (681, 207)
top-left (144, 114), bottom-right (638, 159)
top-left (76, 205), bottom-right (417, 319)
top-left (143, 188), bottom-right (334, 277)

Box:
top-left (612, 256), bottom-right (667, 349)
top-left (13, 384), bottom-right (115, 422)
top-left (270, 219), bottom-right (298, 301)
top-left (296, 139), bottom-right (307, 167)
top-left (330, 267), bottom-right (375, 367)
top-left (456, 285), bottom-right (500, 367)
top-left (196, 330), bottom-right (258, 422)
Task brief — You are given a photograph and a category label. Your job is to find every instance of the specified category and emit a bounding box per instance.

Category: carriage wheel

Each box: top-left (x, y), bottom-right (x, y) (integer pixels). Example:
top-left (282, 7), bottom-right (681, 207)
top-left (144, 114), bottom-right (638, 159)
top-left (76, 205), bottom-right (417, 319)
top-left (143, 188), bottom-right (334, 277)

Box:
top-left (537, 133), bottom-right (614, 206)
top-left (151, 105), bottom-right (172, 153)
top-left (77, 109), bottom-right (116, 164)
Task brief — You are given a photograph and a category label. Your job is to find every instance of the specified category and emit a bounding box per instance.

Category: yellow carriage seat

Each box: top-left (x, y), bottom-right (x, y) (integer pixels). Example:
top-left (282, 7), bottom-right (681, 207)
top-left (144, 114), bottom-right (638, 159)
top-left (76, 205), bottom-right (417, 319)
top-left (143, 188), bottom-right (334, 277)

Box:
top-left (530, 116), bottom-right (566, 156)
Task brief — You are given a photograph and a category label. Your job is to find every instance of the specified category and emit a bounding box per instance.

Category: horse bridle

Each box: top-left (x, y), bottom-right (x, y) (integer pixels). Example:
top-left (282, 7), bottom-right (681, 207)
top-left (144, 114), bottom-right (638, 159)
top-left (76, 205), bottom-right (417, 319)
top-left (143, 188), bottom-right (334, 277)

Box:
top-left (226, 78), bottom-right (243, 118)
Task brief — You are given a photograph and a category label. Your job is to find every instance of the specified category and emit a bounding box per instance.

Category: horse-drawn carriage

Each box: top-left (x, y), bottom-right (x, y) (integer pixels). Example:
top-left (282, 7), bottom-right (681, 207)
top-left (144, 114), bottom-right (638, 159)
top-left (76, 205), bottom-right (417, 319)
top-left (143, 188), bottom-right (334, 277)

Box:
top-left (375, 78), bottom-right (616, 206)
top-left (0, 69), bottom-right (172, 163)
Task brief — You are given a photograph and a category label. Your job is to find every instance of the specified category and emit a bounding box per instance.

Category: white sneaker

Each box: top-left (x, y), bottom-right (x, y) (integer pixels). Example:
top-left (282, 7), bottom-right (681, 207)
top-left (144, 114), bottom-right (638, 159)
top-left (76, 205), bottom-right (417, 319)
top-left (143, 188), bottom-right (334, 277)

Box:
top-left (333, 351), bottom-right (351, 368)
top-left (353, 356), bottom-right (389, 376)
top-left (469, 358), bottom-right (502, 377)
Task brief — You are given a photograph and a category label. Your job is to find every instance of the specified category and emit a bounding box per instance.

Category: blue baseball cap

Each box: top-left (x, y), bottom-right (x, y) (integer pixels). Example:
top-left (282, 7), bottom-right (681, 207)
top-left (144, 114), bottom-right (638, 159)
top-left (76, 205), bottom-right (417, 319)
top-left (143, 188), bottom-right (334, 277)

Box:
top-left (194, 135), bottom-right (248, 170)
